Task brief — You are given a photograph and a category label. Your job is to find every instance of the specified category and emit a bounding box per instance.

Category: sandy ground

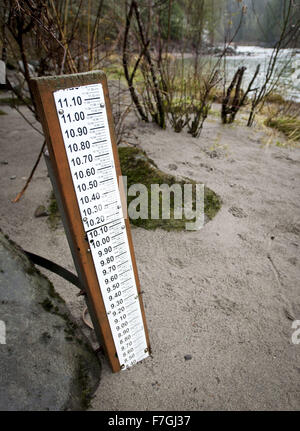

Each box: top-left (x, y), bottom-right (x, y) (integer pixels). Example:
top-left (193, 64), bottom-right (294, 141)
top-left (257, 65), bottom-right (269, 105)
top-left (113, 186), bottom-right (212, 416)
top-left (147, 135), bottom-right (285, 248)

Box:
top-left (0, 103), bottom-right (300, 411)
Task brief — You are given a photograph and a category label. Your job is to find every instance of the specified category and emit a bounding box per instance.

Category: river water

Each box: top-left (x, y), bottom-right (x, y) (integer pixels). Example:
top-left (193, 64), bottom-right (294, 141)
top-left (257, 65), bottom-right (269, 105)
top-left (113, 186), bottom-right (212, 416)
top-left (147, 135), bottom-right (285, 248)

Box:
top-left (182, 45), bottom-right (300, 102)
top-left (221, 45), bottom-right (300, 102)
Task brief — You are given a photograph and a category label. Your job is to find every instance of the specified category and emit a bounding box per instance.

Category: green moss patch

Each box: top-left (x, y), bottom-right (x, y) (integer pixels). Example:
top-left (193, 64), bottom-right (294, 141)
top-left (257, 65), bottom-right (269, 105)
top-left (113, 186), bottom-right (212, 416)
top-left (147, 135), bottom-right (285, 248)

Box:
top-left (119, 146), bottom-right (221, 230)
top-left (47, 147), bottom-right (221, 231)
top-left (47, 191), bottom-right (60, 229)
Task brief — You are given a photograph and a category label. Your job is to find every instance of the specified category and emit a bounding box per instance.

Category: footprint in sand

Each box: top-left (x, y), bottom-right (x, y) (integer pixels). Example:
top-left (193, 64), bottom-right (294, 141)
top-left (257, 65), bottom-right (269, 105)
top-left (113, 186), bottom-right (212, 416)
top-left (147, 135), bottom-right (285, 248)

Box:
top-left (228, 206), bottom-right (248, 218)
top-left (168, 257), bottom-right (185, 268)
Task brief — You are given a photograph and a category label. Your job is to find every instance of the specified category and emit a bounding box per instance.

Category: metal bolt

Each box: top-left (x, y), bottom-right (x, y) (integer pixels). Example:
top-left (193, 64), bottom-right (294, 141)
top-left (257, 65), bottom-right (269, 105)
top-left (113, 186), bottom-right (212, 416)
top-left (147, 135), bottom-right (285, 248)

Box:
top-left (100, 103), bottom-right (105, 108)
top-left (122, 225), bottom-right (125, 230)
top-left (121, 364), bottom-right (125, 369)
top-left (144, 348), bottom-right (148, 353)
top-left (87, 248), bottom-right (91, 253)
top-left (135, 295), bottom-right (138, 299)
top-left (58, 109), bottom-right (64, 114)
top-left (107, 311), bottom-right (111, 315)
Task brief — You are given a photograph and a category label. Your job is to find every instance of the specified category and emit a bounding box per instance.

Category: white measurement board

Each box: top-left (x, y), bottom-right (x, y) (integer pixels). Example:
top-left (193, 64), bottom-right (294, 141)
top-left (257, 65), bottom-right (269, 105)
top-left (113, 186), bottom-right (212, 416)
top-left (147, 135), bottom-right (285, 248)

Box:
top-left (54, 83), bottom-right (148, 369)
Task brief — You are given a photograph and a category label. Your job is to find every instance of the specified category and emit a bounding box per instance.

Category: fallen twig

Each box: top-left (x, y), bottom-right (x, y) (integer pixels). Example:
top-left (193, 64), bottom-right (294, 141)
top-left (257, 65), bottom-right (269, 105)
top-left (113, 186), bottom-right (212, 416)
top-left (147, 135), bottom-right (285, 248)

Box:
top-left (12, 141), bottom-right (46, 203)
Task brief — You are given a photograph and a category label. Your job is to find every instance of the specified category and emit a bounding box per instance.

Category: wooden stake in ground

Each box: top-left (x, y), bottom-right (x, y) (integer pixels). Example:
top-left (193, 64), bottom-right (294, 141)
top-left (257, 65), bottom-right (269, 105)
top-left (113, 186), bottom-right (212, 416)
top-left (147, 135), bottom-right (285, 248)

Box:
top-left (30, 71), bottom-right (151, 373)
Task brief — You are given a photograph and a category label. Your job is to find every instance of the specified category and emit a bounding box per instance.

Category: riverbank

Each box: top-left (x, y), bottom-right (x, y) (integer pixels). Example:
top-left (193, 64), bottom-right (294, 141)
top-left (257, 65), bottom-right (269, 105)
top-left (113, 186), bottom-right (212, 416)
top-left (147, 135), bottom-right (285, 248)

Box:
top-left (0, 102), bottom-right (300, 410)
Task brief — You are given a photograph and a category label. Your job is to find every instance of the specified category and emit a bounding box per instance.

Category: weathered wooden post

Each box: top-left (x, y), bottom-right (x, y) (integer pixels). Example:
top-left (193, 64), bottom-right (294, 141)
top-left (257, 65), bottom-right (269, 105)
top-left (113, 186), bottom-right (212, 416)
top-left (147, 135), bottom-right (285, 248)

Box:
top-left (31, 71), bottom-right (150, 372)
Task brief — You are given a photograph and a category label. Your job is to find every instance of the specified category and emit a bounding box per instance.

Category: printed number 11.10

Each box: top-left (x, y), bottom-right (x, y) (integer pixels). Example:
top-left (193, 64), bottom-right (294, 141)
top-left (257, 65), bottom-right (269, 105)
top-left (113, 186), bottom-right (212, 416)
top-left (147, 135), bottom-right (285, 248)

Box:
top-left (57, 96), bottom-right (82, 108)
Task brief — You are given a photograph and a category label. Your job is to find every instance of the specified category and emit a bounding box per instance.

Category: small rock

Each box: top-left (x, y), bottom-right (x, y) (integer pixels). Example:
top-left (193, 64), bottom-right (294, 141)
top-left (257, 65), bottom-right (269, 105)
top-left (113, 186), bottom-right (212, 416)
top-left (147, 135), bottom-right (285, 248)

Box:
top-left (34, 205), bottom-right (48, 218)
top-left (284, 308), bottom-right (295, 321)
top-left (1, 160), bottom-right (8, 165)
top-left (168, 163), bottom-right (178, 171)
top-left (184, 354), bottom-right (192, 361)
top-left (10, 175), bottom-right (16, 180)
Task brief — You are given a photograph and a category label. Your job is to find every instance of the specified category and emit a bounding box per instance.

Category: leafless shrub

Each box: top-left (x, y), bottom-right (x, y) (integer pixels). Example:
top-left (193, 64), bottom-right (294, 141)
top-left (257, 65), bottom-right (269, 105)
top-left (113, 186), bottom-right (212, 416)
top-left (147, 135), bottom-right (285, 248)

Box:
top-left (109, 79), bottom-right (133, 145)
top-left (247, 0), bottom-right (300, 126)
top-left (221, 64), bottom-right (260, 124)
top-left (122, 0), bottom-right (165, 128)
